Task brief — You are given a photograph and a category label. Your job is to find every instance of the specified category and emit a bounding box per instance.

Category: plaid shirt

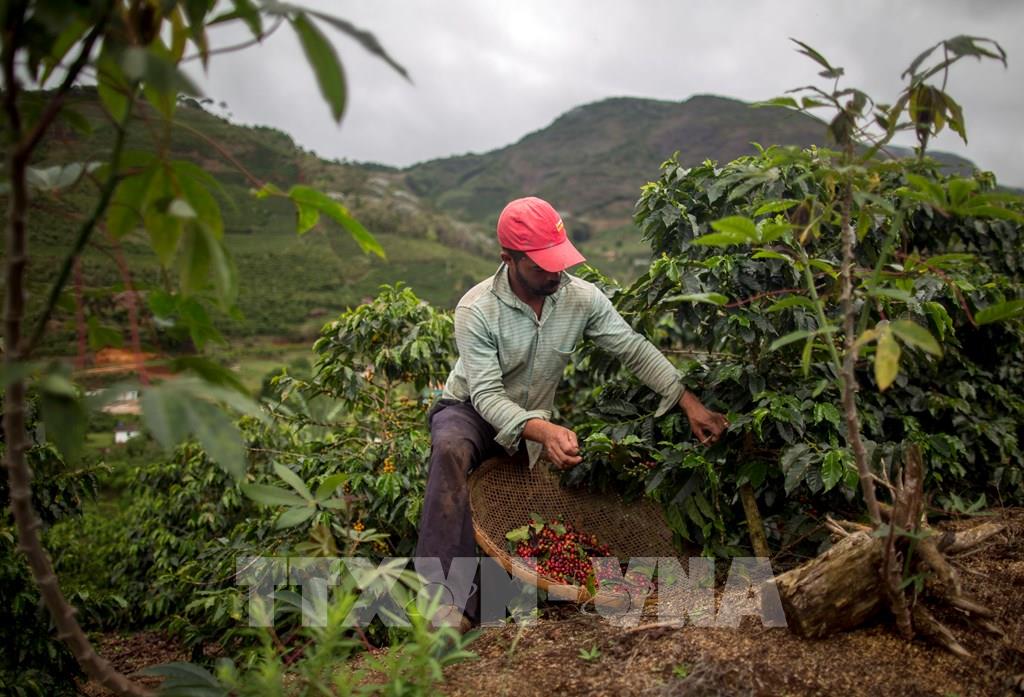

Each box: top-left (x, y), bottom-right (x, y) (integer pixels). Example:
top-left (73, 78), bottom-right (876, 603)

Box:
top-left (442, 264), bottom-right (686, 467)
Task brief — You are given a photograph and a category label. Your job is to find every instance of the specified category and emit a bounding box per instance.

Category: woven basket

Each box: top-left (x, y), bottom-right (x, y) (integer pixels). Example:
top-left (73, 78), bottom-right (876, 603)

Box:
top-left (468, 454), bottom-right (681, 608)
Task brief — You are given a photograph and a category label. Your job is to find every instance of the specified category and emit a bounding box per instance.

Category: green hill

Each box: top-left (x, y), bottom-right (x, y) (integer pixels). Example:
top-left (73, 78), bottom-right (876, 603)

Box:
top-left (9, 89), bottom-right (499, 352)
top-left (402, 94), bottom-right (977, 279)
top-left (7, 91), bottom-right (983, 354)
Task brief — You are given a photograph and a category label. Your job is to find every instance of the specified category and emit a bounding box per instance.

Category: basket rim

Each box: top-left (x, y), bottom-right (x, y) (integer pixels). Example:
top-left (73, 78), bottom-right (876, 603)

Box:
top-left (468, 455), bottom-right (663, 608)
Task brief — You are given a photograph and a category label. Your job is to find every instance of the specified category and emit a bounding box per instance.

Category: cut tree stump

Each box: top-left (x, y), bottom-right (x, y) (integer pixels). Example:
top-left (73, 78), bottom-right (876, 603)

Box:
top-left (768, 522), bottom-right (1007, 647)
top-left (770, 531), bottom-right (885, 638)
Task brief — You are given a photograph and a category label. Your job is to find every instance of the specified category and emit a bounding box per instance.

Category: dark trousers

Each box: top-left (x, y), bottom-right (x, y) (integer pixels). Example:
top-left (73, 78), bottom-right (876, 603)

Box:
top-left (414, 399), bottom-right (511, 625)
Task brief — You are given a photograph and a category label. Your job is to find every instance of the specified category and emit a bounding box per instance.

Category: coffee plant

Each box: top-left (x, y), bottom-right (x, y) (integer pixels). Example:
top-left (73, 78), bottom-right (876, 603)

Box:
top-left (557, 37), bottom-right (1024, 557)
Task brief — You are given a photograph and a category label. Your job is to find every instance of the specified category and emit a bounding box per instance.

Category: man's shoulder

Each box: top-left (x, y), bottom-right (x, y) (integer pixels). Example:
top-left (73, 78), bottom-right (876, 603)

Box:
top-left (564, 273), bottom-right (600, 296)
top-left (562, 273), bottom-right (604, 308)
top-left (455, 274), bottom-right (498, 311)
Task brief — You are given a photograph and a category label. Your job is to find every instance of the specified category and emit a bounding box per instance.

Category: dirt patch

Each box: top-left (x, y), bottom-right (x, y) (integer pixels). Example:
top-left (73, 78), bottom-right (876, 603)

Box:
top-left (77, 510), bottom-right (1024, 696)
top-left (79, 631), bottom-right (188, 696)
top-left (441, 509), bottom-right (1024, 697)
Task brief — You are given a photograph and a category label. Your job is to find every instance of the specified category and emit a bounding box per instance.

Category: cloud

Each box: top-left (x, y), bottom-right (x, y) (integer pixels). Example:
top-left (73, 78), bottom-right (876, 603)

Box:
top-left (184, 1), bottom-right (1024, 186)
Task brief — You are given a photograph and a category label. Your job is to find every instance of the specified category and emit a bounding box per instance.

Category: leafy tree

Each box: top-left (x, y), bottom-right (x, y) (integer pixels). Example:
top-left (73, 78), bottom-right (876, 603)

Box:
top-left (559, 37), bottom-right (1023, 561)
top-left (2, 1), bottom-right (407, 693)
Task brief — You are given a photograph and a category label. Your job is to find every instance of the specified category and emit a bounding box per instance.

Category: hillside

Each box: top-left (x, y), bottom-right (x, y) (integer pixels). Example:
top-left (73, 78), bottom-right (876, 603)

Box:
top-left (403, 95), bottom-right (976, 276)
top-left (10, 89), bottom-right (499, 352)
top-left (8, 91), bottom-right (982, 352)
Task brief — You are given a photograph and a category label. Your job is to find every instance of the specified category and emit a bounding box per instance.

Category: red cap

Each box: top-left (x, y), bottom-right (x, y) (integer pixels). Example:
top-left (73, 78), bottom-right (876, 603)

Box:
top-left (497, 197), bottom-right (586, 272)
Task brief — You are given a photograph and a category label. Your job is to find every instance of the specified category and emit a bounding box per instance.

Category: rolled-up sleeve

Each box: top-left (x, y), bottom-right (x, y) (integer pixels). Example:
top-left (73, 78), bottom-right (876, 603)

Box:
top-left (584, 289), bottom-right (685, 416)
top-left (454, 305), bottom-right (550, 452)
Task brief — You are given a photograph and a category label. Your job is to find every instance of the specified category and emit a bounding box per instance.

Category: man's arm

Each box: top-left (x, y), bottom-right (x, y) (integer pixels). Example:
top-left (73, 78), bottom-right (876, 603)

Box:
top-left (454, 305), bottom-right (549, 453)
top-left (523, 419), bottom-right (581, 468)
top-left (585, 287), bottom-right (729, 444)
top-left (679, 387), bottom-right (729, 445)
top-left (455, 305), bottom-right (584, 467)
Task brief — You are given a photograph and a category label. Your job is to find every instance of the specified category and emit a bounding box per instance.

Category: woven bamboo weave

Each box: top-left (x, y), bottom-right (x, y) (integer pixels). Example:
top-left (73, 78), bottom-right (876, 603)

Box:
top-left (468, 454), bottom-right (679, 606)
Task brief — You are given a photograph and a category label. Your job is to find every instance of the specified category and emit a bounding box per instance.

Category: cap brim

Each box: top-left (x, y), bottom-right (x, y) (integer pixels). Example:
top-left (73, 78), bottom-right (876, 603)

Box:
top-left (525, 239), bottom-right (586, 272)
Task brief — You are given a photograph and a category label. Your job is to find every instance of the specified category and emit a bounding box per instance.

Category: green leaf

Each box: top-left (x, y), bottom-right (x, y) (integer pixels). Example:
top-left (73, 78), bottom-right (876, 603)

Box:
top-left (709, 216), bottom-right (758, 241)
top-left (144, 209), bottom-right (184, 266)
top-left (276, 506), bottom-right (316, 529)
top-left (295, 201), bottom-right (320, 234)
top-left (821, 451), bottom-right (846, 492)
top-left (752, 250), bottom-right (793, 263)
top-left (178, 226), bottom-right (211, 296)
top-left (738, 460), bottom-right (768, 489)
top-left (97, 64), bottom-right (131, 122)
top-left (891, 320), bottom-right (942, 356)
top-left (274, 463), bottom-right (314, 502)
top-left (186, 399), bottom-right (247, 479)
top-left (39, 374), bottom-right (88, 463)
top-left (319, 498), bottom-right (348, 511)
top-left (141, 384), bottom-right (190, 452)
top-left (177, 165), bottom-right (224, 238)
top-left (664, 292), bottom-right (729, 306)
top-left (243, 483), bottom-right (308, 507)
top-left (505, 524), bottom-right (531, 542)
top-left (40, 18), bottom-right (88, 86)
top-left (202, 230), bottom-right (238, 306)
top-left (167, 356), bottom-right (249, 396)
top-left (0, 361), bottom-right (36, 389)
top-left (769, 329), bottom-right (813, 352)
top-left (108, 166), bottom-right (156, 239)
top-left (875, 327), bottom-right (901, 391)
top-left (867, 287), bottom-right (913, 302)
top-left (306, 10), bottom-right (410, 80)
top-left (755, 96), bottom-right (798, 109)
top-left (808, 258), bottom-right (837, 278)
top-left (766, 296), bottom-right (816, 313)
top-left (975, 299), bottom-right (1024, 325)
top-left (692, 231), bottom-right (749, 247)
top-left (87, 317), bottom-right (124, 351)
top-left (759, 222), bottom-right (793, 243)
top-left (924, 253), bottom-right (975, 268)
top-left (801, 337), bottom-right (814, 376)
top-left (754, 199), bottom-right (801, 216)
top-left (290, 13), bottom-right (347, 122)
top-left (316, 473), bottom-right (348, 501)
top-left (781, 444), bottom-right (812, 494)
top-left (790, 38), bottom-right (839, 75)
top-left (287, 185), bottom-right (384, 257)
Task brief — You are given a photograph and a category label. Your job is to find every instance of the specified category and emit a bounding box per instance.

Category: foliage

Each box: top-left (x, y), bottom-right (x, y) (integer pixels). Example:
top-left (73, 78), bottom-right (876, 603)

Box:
top-left (276, 283), bottom-right (456, 554)
top-left (557, 38), bottom-right (1024, 555)
top-left (10, 89), bottom-right (496, 353)
top-left (146, 569), bottom-right (476, 697)
top-left (47, 285), bottom-right (456, 660)
top-left (1, 2), bottom-right (413, 693)
top-left (1, 400), bottom-right (99, 696)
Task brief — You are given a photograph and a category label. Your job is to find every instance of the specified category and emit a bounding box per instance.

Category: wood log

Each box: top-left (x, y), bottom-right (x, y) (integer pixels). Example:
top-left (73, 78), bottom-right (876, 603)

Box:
top-left (739, 482), bottom-right (771, 559)
top-left (938, 522), bottom-right (1005, 556)
top-left (771, 531), bottom-right (885, 638)
top-left (772, 518), bottom-right (1002, 643)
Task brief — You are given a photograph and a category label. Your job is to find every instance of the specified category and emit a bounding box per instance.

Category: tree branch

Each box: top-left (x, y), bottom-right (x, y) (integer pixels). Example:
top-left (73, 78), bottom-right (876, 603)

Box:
top-left (3, 7), bottom-right (153, 694)
top-left (837, 166), bottom-right (882, 525)
top-left (23, 92), bottom-right (136, 357)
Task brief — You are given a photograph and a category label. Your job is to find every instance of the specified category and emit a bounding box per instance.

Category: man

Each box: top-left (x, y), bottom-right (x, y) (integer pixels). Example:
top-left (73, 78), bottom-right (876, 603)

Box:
top-left (414, 196), bottom-right (728, 631)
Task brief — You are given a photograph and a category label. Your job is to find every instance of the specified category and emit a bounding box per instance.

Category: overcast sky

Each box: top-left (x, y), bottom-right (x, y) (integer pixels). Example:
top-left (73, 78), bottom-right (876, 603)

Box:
top-left (185, 1), bottom-right (1024, 187)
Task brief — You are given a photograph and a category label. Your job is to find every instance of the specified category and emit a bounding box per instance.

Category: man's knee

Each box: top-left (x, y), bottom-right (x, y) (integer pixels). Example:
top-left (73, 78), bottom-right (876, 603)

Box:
top-left (431, 437), bottom-right (478, 472)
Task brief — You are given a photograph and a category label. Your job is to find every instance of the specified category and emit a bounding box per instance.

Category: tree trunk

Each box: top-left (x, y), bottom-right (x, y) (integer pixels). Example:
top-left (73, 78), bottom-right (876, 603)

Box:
top-left (771, 531), bottom-right (885, 638)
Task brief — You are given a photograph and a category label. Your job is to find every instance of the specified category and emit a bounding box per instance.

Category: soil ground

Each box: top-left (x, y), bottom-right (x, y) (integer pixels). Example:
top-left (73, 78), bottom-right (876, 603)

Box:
top-left (83, 509), bottom-right (1024, 697)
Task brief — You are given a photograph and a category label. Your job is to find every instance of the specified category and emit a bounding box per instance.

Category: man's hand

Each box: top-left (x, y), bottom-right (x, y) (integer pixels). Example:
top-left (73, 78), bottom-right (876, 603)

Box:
top-left (523, 419), bottom-right (582, 469)
top-left (679, 390), bottom-right (729, 446)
